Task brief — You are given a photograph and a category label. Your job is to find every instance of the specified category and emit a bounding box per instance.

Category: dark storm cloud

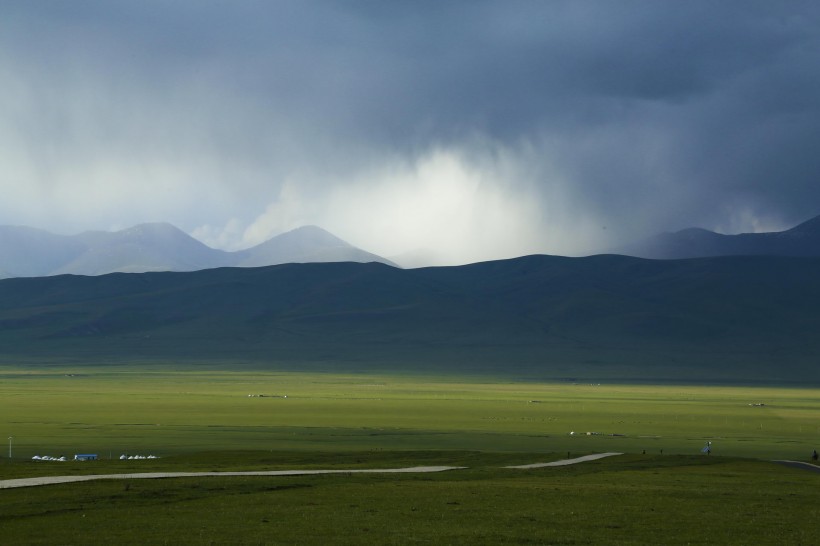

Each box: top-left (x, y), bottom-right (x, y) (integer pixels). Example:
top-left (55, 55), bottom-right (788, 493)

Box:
top-left (1, 1), bottom-right (819, 260)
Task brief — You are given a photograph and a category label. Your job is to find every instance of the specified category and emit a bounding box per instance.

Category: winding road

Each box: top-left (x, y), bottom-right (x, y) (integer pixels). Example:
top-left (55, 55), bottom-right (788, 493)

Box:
top-left (773, 460), bottom-right (820, 474)
top-left (504, 452), bottom-right (623, 469)
top-left (0, 466), bottom-right (465, 490)
top-left (4, 454), bottom-right (815, 490)
top-left (0, 453), bottom-right (627, 490)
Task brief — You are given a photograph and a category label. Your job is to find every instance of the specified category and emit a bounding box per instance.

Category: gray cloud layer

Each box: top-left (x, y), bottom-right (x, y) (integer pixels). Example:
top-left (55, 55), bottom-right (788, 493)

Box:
top-left (2, 1), bottom-right (819, 263)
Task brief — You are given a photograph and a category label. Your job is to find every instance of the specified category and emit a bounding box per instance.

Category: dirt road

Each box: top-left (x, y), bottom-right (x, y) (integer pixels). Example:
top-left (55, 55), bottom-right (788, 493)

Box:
top-left (773, 460), bottom-right (820, 473)
top-left (504, 452), bottom-right (624, 469)
top-left (0, 453), bottom-right (636, 490)
top-left (0, 466), bottom-right (465, 490)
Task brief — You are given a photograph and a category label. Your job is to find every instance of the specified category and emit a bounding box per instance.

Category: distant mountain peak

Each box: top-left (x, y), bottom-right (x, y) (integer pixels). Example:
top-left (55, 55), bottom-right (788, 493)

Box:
top-left (673, 227), bottom-right (717, 236)
top-left (288, 224), bottom-right (331, 233)
top-left (123, 221), bottom-right (179, 231)
top-left (238, 225), bottom-right (396, 268)
top-left (785, 214), bottom-right (820, 234)
top-left (0, 222), bottom-right (395, 277)
top-left (619, 213), bottom-right (820, 259)
top-left (274, 225), bottom-right (352, 246)
top-left (117, 222), bottom-right (193, 238)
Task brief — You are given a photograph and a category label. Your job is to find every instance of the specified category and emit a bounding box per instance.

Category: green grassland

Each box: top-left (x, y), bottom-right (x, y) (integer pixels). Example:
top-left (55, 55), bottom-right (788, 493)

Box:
top-left (1, 367), bottom-right (819, 544)
top-left (2, 367), bottom-right (819, 463)
top-left (2, 454), bottom-right (819, 544)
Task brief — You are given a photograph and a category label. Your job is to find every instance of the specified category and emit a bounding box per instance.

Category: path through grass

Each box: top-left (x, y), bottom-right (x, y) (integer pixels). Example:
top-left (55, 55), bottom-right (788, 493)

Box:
top-left (1, 454), bottom-right (818, 545)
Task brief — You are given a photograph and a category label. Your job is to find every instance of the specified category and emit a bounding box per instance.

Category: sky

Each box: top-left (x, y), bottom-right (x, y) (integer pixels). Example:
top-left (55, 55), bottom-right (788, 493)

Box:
top-left (2, 1), bottom-right (819, 265)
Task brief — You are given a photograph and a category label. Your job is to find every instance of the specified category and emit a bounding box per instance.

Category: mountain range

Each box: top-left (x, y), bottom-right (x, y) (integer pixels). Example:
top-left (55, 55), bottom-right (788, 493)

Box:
top-left (618, 214), bottom-right (820, 259)
top-left (1, 254), bottom-right (818, 383)
top-left (4, 212), bottom-right (820, 279)
top-left (0, 223), bottom-right (395, 278)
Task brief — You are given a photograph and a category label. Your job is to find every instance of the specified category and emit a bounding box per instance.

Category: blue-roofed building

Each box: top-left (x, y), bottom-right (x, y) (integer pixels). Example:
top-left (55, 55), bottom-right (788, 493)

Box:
top-left (74, 454), bottom-right (98, 461)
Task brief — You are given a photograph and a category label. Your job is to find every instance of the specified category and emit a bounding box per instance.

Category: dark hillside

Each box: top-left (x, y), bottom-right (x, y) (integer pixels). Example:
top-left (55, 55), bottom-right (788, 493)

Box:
top-left (1, 255), bottom-right (818, 383)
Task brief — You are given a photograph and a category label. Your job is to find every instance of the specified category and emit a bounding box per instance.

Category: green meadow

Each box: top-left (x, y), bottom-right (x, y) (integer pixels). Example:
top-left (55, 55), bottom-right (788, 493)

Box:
top-left (1, 454), bottom-right (819, 545)
top-left (1, 367), bottom-right (818, 461)
top-left (1, 366), bottom-right (819, 544)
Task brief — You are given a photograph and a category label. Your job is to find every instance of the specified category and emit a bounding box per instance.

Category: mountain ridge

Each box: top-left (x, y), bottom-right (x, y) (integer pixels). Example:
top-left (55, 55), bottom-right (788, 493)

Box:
top-left (618, 214), bottom-right (820, 259)
top-left (1, 254), bottom-right (818, 383)
top-left (0, 223), bottom-right (396, 278)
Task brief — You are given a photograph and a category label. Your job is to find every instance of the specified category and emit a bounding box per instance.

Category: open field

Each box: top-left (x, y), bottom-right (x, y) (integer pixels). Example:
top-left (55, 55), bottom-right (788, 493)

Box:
top-left (1, 453), bottom-right (819, 544)
top-left (0, 364), bottom-right (820, 544)
top-left (1, 367), bottom-right (819, 544)
top-left (1, 367), bottom-right (819, 463)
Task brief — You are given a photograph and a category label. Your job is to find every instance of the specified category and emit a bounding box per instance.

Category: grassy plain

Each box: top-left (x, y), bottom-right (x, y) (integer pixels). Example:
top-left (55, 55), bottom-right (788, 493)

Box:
top-left (1, 367), bottom-right (819, 544)
top-left (2, 454), bottom-right (819, 544)
top-left (1, 367), bottom-right (818, 462)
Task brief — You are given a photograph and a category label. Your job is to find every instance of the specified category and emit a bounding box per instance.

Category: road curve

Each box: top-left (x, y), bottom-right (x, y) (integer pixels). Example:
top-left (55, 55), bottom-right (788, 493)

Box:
top-left (0, 466), bottom-right (465, 490)
top-left (0, 453), bottom-right (629, 490)
top-left (773, 460), bottom-right (820, 473)
top-left (504, 452), bottom-right (624, 469)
